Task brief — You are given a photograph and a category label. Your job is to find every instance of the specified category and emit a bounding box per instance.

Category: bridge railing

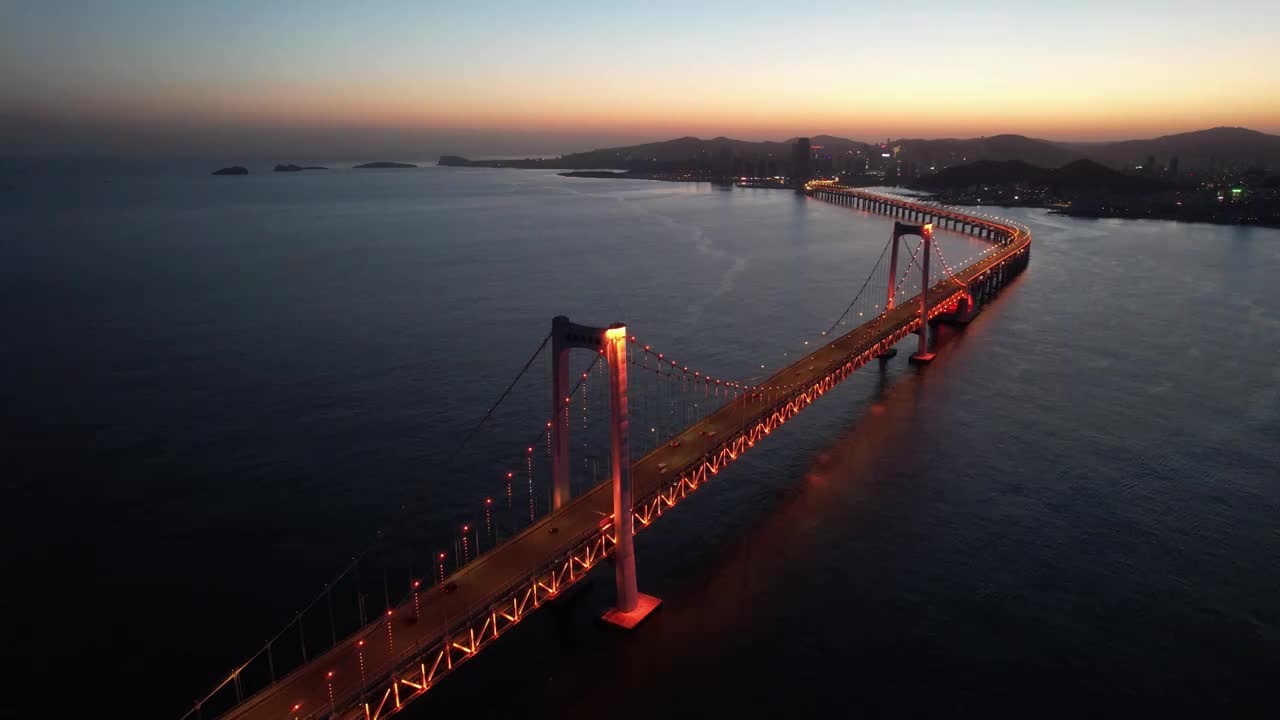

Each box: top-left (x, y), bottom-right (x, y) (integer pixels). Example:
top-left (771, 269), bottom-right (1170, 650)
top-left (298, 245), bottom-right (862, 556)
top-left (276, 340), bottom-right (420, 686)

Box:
top-left (313, 519), bottom-right (613, 720)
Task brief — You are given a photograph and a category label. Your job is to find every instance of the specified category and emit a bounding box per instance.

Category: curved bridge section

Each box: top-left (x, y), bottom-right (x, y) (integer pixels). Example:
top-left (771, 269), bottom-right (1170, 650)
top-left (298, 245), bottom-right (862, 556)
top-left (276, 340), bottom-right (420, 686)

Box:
top-left (807, 182), bottom-right (1032, 323)
top-left (198, 188), bottom-right (1030, 720)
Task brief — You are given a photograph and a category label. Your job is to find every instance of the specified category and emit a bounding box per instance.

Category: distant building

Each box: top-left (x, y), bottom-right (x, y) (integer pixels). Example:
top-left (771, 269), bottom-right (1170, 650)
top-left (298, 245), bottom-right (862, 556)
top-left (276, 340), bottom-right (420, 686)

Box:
top-left (791, 137), bottom-right (811, 186)
top-left (816, 150), bottom-right (834, 176)
top-left (1169, 156), bottom-right (1180, 176)
top-left (874, 143), bottom-right (891, 174)
top-left (885, 161), bottom-right (899, 185)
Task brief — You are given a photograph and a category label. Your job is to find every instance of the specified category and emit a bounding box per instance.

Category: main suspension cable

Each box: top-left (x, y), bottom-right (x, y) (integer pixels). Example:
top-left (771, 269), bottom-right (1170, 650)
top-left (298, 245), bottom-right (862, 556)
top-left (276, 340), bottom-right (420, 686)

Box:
top-left (450, 331), bottom-right (551, 462)
top-left (824, 235), bottom-right (891, 336)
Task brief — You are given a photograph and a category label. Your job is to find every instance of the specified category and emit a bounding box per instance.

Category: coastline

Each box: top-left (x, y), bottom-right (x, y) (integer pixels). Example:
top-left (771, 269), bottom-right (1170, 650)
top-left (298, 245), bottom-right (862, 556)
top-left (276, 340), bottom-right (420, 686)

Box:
top-left (438, 161), bottom-right (1279, 227)
top-left (1045, 208), bottom-right (1280, 228)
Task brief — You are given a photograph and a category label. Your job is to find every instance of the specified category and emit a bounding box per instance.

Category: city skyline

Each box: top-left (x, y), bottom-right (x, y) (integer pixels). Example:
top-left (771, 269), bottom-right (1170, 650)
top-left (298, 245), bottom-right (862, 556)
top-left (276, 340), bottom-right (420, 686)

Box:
top-left (3, 1), bottom-right (1279, 157)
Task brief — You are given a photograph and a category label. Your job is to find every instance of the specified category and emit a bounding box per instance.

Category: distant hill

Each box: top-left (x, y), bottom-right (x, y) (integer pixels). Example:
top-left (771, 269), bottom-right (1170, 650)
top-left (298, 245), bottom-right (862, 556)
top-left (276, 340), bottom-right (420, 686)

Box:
top-left (891, 134), bottom-right (1079, 168)
top-left (442, 136), bottom-right (817, 171)
top-left (1079, 127), bottom-right (1280, 170)
top-left (1049, 159), bottom-right (1170, 192)
top-left (438, 127), bottom-right (1280, 174)
top-left (909, 158), bottom-right (1170, 193)
top-left (802, 134), bottom-right (874, 155)
top-left (909, 160), bottom-right (1046, 190)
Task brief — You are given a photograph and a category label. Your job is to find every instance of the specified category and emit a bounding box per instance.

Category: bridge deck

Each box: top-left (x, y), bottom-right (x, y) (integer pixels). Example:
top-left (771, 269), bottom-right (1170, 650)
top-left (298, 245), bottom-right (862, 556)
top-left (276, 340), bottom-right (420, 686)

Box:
top-left (218, 190), bottom-right (1029, 720)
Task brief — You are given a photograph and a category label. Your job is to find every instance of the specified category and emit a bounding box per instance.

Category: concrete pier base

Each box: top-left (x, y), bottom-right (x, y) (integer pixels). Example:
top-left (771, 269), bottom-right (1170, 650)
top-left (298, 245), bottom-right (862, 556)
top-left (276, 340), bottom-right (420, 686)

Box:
top-left (602, 593), bottom-right (662, 629)
top-left (940, 305), bottom-right (981, 325)
top-left (909, 351), bottom-right (936, 364)
top-left (943, 310), bottom-right (979, 325)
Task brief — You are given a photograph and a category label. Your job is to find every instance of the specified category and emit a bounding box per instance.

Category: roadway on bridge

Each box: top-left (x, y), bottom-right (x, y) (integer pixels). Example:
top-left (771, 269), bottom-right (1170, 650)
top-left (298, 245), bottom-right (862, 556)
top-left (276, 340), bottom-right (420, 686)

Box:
top-left (224, 195), bottom-right (1027, 720)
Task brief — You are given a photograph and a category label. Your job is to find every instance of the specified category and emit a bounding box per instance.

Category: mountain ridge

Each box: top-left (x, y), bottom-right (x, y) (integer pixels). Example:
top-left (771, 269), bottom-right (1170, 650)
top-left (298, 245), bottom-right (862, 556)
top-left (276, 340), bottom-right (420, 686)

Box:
top-left (439, 127), bottom-right (1280, 173)
top-left (908, 158), bottom-right (1173, 193)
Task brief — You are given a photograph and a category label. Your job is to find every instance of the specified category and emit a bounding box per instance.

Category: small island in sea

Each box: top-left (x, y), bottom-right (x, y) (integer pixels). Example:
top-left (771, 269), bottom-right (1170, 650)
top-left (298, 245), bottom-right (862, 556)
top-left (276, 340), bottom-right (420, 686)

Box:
top-left (559, 170), bottom-right (647, 180)
top-left (274, 164), bottom-right (328, 172)
top-left (212, 166), bottom-right (248, 175)
top-left (353, 161), bottom-right (416, 169)
top-left (439, 155), bottom-right (551, 169)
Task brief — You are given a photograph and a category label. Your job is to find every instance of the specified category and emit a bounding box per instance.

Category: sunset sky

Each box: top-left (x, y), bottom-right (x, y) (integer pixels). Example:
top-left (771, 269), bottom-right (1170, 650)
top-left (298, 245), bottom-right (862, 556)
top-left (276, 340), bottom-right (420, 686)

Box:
top-left (3, 0), bottom-right (1278, 157)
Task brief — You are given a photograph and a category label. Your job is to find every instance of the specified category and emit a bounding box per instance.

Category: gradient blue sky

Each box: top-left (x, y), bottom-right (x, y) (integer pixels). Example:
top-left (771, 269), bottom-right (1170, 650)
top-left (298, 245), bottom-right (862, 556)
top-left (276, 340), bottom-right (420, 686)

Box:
top-left (3, 0), bottom-right (1278, 157)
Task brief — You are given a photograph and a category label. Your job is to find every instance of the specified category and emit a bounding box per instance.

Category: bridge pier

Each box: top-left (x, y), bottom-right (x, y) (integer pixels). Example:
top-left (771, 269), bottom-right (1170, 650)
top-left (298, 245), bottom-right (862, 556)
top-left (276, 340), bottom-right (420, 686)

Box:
top-left (940, 291), bottom-right (980, 325)
top-left (601, 323), bottom-right (661, 629)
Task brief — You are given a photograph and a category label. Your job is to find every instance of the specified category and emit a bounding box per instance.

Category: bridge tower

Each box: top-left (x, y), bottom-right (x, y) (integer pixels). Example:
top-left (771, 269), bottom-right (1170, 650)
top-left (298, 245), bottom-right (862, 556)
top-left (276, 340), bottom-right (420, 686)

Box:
top-left (887, 222), bottom-right (937, 363)
top-left (911, 222), bottom-right (936, 363)
top-left (550, 316), bottom-right (661, 629)
top-left (550, 316), bottom-right (604, 510)
top-left (875, 221), bottom-right (910, 360)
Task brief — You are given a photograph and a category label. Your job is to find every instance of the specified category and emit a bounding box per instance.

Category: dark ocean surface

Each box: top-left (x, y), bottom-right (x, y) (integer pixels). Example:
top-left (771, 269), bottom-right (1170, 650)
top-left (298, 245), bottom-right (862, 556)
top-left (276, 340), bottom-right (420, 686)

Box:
top-left (2, 166), bottom-right (1278, 717)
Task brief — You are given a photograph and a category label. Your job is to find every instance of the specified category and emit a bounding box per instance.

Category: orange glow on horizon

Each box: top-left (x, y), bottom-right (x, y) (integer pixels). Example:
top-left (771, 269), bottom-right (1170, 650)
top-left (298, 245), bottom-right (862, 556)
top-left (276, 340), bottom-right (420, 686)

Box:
top-left (5, 2), bottom-right (1278, 155)
top-left (11, 60), bottom-right (1279, 146)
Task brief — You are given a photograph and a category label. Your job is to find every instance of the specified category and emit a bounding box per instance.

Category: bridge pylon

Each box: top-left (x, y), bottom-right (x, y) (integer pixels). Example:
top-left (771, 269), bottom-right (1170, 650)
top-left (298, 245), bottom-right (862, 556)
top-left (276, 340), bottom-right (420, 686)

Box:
top-left (876, 222), bottom-right (907, 359)
top-left (887, 222), bottom-right (937, 363)
top-left (911, 222), bottom-right (936, 363)
top-left (601, 323), bottom-right (661, 628)
top-left (550, 316), bottom-right (608, 511)
top-left (550, 316), bottom-right (660, 629)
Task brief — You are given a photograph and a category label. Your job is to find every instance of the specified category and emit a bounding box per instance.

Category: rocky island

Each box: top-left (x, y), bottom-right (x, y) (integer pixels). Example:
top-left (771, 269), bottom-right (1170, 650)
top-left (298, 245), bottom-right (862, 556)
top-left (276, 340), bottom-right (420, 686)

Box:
top-left (274, 164), bottom-right (328, 172)
top-left (439, 155), bottom-right (554, 169)
top-left (212, 166), bottom-right (248, 175)
top-left (353, 161), bottom-right (416, 169)
top-left (559, 170), bottom-right (632, 179)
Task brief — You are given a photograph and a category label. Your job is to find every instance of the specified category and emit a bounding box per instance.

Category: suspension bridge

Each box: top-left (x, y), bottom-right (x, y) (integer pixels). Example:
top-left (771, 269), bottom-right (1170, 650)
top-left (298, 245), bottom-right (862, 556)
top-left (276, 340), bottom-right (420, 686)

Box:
top-left (185, 185), bottom-right (1031, 720)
